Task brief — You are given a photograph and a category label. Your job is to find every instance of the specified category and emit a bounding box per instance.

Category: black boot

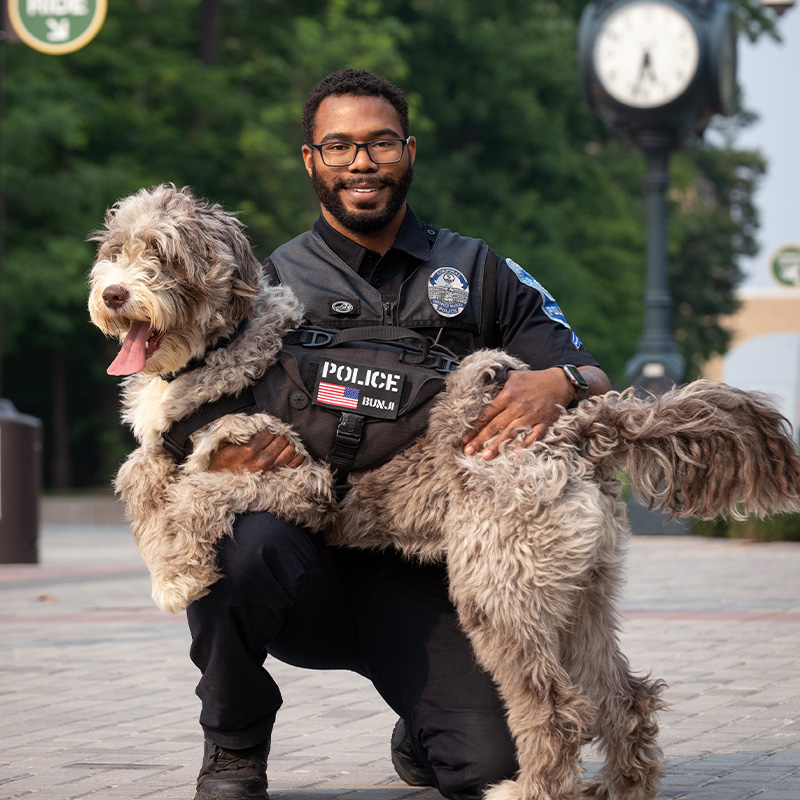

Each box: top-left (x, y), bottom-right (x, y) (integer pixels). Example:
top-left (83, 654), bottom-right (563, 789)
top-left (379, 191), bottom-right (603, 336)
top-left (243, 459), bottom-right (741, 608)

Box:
top-left (194, 738), bottom-right (270, 799)
top-left (390, 718), bottom-right (436, 788)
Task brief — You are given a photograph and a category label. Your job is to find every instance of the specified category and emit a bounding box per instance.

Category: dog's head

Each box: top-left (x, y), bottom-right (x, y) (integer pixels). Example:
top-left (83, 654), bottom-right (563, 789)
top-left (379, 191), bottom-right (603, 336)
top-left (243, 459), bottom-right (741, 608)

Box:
top-left (88, 184), bottom-right (261, 377)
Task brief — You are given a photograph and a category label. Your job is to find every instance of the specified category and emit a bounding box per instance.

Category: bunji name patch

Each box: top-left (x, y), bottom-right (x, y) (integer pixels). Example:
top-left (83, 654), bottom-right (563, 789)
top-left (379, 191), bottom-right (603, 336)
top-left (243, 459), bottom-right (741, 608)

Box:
top-left (314, 359), bottom-right (405, 419)
top-left (428, 267), bottom-right (469, 318)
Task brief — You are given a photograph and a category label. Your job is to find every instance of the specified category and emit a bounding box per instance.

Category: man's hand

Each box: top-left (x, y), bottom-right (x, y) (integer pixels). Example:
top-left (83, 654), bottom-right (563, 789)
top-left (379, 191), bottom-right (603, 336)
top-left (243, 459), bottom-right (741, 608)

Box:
top-left (208, 429), bottom-right (305, 473)
top-left (461, 366), bottom-right (609, 461)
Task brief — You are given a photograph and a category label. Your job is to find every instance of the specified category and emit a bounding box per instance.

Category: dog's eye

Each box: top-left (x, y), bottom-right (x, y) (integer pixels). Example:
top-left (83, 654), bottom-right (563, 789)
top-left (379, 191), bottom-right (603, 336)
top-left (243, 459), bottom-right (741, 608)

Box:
top-left (149, 242), bottom-right (171, 269)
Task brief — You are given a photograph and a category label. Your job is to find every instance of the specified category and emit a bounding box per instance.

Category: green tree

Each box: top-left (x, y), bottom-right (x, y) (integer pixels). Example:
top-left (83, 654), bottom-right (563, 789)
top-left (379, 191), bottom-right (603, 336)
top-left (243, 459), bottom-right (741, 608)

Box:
top-left (0, 0), bottom-right (778, 488)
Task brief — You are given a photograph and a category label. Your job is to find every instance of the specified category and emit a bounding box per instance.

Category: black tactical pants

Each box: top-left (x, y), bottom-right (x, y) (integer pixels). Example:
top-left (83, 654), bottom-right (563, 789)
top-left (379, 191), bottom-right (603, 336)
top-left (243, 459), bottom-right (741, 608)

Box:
top-left (187, 511), bottom-right (518, 800)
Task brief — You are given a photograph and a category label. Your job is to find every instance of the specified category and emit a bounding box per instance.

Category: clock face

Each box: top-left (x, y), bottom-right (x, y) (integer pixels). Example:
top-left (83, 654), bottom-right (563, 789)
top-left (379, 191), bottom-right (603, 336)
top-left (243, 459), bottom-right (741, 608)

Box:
top-left (593, 1), bottom-right (700, 109)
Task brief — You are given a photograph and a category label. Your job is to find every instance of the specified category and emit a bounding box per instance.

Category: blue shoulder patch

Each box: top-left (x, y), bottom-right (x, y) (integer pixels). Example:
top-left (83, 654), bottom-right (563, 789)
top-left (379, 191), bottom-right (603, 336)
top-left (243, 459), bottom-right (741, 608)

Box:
top-left (505, 259), bottom-right (583, 349)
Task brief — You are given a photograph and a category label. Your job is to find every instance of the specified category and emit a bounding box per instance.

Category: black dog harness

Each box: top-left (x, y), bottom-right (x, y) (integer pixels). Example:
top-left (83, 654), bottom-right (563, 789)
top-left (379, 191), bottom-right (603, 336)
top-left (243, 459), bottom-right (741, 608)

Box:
top-left (162, 324), bottom-right (461, 489)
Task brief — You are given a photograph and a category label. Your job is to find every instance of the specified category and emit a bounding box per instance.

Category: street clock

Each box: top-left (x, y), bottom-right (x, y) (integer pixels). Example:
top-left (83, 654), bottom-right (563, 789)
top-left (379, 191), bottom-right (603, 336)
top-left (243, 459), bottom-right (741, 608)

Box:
top-left (578, 1), bottom-right (738, 532)
top-left (579, 0), bottom-right (737, 139)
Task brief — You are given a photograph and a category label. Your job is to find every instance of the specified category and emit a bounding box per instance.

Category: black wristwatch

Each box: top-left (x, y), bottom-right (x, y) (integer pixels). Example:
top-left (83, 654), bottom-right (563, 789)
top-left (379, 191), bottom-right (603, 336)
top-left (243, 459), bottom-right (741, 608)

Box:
top-left (560, 364), bottom-right (589, 408)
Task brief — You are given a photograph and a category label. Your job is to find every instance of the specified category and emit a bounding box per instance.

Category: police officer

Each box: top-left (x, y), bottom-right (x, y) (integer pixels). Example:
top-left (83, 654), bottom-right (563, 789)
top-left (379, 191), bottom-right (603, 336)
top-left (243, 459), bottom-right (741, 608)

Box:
top-left (189, 69), bottom-right (611, 800)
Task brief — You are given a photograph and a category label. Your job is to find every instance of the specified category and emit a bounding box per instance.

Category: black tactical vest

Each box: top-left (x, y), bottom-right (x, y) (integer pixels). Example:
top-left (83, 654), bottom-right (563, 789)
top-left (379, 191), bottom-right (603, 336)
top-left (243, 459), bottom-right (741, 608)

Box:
top-left (268, 227), bottom-right (497, 356)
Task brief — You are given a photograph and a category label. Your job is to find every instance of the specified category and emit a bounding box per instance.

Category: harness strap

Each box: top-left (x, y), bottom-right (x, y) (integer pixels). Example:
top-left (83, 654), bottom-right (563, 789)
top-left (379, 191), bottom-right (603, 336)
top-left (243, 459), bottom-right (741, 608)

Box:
top-left (286, 324), bottom-right (431, 365)
top-left (160, 319), bottom-right (250, 383)
top-left (286, 323), bottom-right (459, 373)
top-left (162, 389), bottom-right (256, 461)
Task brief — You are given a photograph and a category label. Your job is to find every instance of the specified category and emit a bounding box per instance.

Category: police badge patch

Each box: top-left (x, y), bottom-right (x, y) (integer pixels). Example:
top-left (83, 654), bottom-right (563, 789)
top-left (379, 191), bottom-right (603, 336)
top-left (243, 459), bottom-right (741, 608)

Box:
top-left (428, 267), bottom-right (469, 318)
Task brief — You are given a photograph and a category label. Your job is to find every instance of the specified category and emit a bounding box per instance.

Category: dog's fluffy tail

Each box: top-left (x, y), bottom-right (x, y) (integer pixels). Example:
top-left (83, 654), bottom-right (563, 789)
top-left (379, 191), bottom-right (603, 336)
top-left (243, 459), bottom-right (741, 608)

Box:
top-left (548, 380), bottom-right (800, 521)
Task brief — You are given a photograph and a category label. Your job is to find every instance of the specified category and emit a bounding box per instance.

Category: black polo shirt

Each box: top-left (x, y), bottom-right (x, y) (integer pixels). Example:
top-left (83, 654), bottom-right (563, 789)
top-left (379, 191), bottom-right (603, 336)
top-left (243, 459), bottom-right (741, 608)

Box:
top-left (308, 207), bottom-right (600, 372)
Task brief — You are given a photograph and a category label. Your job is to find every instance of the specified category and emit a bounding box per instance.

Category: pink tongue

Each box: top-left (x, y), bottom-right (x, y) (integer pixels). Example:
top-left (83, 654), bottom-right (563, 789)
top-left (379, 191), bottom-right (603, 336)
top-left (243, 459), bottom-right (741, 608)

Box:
top-left (108, 320), bottom-right (152, 376)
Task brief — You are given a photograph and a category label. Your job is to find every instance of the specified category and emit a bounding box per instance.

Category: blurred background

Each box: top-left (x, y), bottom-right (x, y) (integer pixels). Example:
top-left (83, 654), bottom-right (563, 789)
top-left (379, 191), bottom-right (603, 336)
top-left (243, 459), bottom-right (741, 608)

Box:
top-left (0, 0), bottom-right (797, 538)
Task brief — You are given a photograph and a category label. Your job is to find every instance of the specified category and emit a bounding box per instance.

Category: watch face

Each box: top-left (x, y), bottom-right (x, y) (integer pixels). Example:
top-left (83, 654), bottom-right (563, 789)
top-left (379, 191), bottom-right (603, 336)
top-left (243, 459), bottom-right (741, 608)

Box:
top-left (593, 1), bottom-right (700, 109)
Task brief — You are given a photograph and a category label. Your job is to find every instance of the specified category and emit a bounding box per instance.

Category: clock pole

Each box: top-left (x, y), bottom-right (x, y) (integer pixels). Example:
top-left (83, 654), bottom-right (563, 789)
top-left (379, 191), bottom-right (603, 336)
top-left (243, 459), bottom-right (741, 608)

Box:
top-left (625, 129), bottom-right (685, 394)
top-left (578, 0), bottom-right (738, 533)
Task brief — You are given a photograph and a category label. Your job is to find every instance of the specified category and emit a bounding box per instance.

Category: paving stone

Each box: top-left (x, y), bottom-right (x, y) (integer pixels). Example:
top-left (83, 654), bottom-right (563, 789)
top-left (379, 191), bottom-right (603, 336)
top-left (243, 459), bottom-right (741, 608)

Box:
top-left (1, 526), bottom-right (798, 799)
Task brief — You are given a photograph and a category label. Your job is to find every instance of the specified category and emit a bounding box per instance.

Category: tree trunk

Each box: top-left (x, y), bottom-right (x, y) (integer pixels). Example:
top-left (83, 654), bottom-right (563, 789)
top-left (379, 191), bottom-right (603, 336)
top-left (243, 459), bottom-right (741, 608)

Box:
top-left (197, 0), bottom-right (223, 65)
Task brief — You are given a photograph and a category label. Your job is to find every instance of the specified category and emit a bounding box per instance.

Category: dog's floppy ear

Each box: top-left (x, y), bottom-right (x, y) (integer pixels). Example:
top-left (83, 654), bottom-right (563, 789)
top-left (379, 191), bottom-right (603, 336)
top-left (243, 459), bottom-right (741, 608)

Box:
top-left (207, 203), bottom-right (261, 324)
top-left (183, 187), bottom-right (261, 324)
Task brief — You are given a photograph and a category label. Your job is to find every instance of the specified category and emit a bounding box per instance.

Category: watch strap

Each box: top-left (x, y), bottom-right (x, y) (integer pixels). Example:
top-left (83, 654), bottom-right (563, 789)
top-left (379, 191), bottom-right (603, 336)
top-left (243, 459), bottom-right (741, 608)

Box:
top-left (560, 364), bottom-right (589, 408)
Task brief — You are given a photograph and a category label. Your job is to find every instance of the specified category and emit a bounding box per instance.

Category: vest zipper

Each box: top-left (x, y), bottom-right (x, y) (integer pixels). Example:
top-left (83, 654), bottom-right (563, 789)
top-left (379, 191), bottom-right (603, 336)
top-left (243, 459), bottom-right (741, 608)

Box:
top-left (382, 300), bottom-right (396, 324)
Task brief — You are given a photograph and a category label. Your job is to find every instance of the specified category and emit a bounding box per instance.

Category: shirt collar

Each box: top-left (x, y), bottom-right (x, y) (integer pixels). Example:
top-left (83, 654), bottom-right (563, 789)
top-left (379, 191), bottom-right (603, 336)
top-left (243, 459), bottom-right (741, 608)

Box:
top-left (313, 206), bottom-right (432, 270)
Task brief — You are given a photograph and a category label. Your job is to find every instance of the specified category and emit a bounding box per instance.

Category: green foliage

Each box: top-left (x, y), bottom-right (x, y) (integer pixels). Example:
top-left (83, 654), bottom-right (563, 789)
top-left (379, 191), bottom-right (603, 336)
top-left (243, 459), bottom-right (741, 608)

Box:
top-left (669, 140), bottom-right (765, 377)
top-left (692, 514), bottom-right (800, 542)
top-left (0, 0), bottom-right (776, 488)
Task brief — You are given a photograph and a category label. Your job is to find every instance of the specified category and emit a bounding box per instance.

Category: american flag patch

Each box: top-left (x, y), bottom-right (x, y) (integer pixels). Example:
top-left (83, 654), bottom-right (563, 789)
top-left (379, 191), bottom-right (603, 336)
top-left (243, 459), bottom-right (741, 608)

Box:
top-left (316, 382), bottom-right (360, 410)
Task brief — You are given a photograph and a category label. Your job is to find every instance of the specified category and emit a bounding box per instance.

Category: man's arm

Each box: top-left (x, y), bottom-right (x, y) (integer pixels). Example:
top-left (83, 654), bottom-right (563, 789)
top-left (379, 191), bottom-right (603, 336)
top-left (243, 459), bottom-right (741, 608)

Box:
top-left (461, 365), bottom-right (611, 461)
top-left (460, 253), bottom-right (611, 461)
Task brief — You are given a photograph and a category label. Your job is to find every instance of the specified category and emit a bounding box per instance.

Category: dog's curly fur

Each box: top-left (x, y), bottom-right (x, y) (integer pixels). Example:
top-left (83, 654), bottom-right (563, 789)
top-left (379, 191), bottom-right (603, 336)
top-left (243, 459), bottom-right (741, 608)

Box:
top-left (89, 185), bottom-right (800, 800)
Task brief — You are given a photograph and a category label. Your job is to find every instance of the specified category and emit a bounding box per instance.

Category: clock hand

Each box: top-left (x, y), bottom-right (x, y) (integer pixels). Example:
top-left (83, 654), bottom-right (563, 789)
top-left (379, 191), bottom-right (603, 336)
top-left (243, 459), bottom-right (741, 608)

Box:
top-left (633, 50), bottom-right (652, 97)
top-left (633, 49), bottom-right (660, 99)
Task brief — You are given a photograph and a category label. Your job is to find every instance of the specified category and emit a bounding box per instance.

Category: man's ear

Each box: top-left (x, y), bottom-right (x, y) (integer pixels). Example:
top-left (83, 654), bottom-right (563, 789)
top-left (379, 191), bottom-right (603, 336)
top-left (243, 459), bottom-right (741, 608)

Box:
top-left (302, 144), bottom-right (314, 178)
top-left (407, 136), bottom-right (417, 166)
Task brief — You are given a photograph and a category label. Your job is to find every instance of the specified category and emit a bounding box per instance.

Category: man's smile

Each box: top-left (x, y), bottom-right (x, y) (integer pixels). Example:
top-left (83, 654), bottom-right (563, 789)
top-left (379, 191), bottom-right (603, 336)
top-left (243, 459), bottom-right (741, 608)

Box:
top-left (340, 180), bottom-right (386, 195)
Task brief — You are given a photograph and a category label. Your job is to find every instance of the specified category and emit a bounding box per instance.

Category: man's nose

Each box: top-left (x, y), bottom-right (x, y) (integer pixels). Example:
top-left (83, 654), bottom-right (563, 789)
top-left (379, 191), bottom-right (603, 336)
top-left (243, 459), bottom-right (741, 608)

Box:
top-left (349, 145), bottom-right (377, 170)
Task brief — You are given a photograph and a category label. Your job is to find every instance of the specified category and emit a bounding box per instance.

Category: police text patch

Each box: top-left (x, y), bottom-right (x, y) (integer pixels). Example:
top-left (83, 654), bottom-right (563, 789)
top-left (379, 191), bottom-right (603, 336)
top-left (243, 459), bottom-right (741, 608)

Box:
top-left (313, 358), bottom-right (405, 419)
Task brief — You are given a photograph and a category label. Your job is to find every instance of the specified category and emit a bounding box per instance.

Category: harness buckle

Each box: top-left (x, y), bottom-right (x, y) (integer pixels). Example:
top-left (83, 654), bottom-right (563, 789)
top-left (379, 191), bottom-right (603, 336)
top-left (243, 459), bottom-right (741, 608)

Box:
top-left (162, 429), bottom-right (192, 461)
top-left (330, 412), bottom-right (366, 488)
top-left (300, 328), bottom-right (334, 347)
top-left (434, 354), bottom-right (461, 374)
top-left (335, 412), bottom-right (365, 450)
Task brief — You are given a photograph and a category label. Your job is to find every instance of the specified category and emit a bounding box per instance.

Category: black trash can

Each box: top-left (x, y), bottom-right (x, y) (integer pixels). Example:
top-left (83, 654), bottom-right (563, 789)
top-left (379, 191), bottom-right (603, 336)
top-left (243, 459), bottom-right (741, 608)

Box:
top-left (0, 399), bottom-right (43, 563)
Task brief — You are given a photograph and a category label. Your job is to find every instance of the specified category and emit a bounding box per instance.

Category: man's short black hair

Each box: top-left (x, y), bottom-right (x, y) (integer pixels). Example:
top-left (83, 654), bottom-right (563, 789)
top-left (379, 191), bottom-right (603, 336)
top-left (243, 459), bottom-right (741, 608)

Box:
top-left (303, 69), bottom-right (410, 143)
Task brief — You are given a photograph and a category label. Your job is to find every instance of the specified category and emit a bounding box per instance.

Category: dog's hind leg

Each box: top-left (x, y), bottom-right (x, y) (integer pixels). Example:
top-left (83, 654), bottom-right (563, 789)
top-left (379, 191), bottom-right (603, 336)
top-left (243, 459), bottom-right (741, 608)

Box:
top-left (580, 668), bottom-right (666, 800)
top-left (565, 614), bottom-right (666, 800)
top-left (445, 510), bottom-right (595, 800)
top-left (559, 505), bottom-right (666, 800)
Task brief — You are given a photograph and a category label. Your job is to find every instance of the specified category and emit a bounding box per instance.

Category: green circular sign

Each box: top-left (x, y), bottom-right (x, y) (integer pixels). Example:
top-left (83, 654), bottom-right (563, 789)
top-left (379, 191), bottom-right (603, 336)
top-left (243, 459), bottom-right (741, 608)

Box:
top-left (8, 0), bottom-right (107, 55)
top-left (771, 245), bottom-right (800, 288)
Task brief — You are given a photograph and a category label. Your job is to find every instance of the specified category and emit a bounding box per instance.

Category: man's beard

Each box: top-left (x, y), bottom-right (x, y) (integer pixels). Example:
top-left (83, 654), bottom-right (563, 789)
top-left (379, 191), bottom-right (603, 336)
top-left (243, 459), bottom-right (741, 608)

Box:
top-left (311, 162), bottom-right (414, 235)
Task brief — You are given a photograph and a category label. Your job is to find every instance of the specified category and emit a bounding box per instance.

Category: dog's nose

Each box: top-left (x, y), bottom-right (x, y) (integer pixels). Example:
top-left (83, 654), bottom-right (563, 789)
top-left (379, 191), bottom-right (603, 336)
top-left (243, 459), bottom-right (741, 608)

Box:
top-left (102, 284), bottom-right (129, 309)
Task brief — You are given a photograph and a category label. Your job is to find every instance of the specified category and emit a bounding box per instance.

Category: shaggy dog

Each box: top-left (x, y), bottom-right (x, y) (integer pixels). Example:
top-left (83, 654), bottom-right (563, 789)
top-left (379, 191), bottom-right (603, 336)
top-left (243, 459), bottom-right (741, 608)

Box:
top-left (88, 185), bottom-right (800, 800)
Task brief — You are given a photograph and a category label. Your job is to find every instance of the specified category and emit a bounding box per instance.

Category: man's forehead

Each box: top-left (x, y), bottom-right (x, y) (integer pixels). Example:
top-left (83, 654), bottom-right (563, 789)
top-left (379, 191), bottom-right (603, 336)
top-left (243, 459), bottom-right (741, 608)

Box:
top-left (313, 94), bottom-right (403, 140)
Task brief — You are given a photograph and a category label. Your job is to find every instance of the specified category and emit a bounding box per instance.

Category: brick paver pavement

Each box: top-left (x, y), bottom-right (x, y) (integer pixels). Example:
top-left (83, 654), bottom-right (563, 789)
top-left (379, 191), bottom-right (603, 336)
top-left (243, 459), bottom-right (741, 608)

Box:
top-left (1, 523), bottom-right (798, 799)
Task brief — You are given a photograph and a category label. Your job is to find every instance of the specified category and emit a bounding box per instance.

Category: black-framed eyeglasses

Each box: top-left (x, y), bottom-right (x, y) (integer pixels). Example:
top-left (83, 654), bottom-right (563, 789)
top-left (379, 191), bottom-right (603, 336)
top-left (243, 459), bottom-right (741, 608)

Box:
top-left (307, 137), bottom-right (412, 167)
